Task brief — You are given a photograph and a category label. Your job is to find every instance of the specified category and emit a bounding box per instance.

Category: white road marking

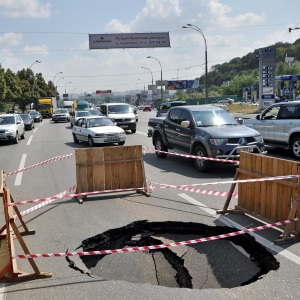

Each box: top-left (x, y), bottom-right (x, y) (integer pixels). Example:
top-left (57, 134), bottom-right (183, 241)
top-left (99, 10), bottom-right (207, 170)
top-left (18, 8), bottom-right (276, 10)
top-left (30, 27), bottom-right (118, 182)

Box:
top-left (14, 154), bottom-right (27, 186)
top-left (27, 135), bottom-right (33, 145)
top-left (179, 193), bottom-right (300, 266)
top-left (137, 131), bottom-right (148, 136)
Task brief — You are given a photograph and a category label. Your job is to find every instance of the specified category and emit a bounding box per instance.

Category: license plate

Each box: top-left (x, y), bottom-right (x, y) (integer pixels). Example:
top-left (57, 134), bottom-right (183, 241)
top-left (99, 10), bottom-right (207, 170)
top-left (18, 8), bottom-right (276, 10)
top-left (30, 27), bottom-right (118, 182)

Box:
top-left (237, 147), bottom-right (253, 153)
top-left (105, 137), bottom-right (120, 142)
top-left (120, 125), bottom-right (128, 128)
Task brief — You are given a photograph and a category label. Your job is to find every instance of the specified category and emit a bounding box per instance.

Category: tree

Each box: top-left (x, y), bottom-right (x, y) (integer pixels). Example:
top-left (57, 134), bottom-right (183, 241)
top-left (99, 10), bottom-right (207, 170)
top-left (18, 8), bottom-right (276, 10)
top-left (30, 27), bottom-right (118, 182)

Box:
top-left (0, 64), bottom-right (7, 111)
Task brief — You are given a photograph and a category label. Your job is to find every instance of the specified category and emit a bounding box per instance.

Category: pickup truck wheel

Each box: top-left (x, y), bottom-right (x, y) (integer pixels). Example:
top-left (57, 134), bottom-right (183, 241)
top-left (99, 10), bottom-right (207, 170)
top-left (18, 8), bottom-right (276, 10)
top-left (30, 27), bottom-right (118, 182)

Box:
top-left (193, 146), bottom-right (212, 172)
top-left (290, 136), bottom-right (300, 159)
top-left (154, 135), bottom-right (168, 158)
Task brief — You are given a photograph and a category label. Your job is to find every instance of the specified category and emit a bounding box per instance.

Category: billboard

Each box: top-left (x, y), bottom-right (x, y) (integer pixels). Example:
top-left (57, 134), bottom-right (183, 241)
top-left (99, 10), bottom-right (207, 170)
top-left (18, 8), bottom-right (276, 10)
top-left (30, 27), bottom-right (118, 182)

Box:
top-left (89, 32), bottom-right (170, 49)
top-left (165, 80), bottom-right (199, 90)
top-left (96, 90), bottom-right (112, 94)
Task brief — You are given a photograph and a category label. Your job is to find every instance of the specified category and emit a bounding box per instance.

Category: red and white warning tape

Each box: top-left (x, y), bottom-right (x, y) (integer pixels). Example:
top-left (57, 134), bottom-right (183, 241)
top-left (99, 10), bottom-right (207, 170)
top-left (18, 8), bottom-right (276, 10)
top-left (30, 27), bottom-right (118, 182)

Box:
top-left (150, 173), bottom-right (300, 188)
top-left (142, 146), bottom-right (239, 164)
top-left (6, 153), bottom-right (74, 177)
top-left (11, 216), bottom-right (299, 259)
top-left (5, 186), bottom-right (146, 207)
top-left (7, 173), bottom-right (300, 207)
top-left (15, 186), bottom-right (76, 219)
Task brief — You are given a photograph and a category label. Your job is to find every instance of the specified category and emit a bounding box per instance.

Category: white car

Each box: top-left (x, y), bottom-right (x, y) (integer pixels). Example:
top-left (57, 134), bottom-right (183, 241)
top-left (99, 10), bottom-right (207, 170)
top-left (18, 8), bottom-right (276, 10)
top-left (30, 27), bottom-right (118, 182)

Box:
top-left (72, 116), bottom-right (126, 147)
top-left (0, 114), bottom-right (25, 144)
top-left (52, 108), bottom-right (70, 123)
top-left (70, 110), bottom-right (92, 128)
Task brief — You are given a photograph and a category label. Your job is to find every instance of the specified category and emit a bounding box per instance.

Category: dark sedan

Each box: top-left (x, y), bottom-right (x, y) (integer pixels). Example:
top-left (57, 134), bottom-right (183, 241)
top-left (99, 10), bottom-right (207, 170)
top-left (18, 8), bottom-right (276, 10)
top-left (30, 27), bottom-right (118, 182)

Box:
top-left (19, 113), bottom-right (35, 130)
top-left (29, 111), bottom-right (43, 122)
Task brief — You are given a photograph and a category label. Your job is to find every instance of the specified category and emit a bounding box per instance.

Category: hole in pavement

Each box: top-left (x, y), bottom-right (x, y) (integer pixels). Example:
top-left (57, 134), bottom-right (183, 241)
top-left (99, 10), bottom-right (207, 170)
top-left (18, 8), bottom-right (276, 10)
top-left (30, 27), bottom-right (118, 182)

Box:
top-left (67, 220), bottom-right (279, 289)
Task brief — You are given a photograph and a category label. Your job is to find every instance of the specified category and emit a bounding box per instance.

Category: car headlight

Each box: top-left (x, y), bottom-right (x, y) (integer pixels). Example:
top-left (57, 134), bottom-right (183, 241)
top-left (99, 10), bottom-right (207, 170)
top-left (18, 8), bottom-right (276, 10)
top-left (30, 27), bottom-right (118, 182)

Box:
top-left (6, 128), bottom-right (14, 133)
top-left (254, 135), bottom-right (264, 143)
top-left (210, 138), bottom-right (227, 145)
top-left (94, 133), bottom-right (106, 137)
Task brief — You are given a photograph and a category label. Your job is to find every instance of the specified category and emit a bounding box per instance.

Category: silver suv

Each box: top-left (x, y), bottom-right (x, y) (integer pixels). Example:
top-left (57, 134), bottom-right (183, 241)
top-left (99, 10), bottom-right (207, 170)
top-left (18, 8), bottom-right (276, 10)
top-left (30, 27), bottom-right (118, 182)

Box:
top-left (243, 100), bottom-right (300, 158)
top-left (0, 114), bottom-right (25, 144)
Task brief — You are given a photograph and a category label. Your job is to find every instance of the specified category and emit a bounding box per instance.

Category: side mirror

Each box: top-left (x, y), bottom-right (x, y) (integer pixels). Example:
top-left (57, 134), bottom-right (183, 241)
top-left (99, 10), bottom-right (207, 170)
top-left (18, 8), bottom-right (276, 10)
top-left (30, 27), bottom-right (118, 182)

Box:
top-left (181, 120), bottom-right (190, 128)
top-left (256, 115), bottom-right (261, 120)
top-left (236, 117), bottom-right (244, 124)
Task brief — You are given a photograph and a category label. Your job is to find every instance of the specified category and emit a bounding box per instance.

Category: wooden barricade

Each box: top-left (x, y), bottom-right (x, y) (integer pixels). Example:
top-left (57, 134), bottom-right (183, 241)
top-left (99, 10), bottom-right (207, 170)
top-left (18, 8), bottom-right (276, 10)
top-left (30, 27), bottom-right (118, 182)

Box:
top-left (0, 171), bottom-right (52, 282)
top-left (75, 145), bottom-right (149, 203)
top-left (217, 152), bottom-right (300, 244)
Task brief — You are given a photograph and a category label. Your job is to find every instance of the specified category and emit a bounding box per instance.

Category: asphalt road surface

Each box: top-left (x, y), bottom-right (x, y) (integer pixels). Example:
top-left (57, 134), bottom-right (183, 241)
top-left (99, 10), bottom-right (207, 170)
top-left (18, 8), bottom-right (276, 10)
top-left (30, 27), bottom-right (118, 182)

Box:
top-left (0, 110), bottom-right (300, 299)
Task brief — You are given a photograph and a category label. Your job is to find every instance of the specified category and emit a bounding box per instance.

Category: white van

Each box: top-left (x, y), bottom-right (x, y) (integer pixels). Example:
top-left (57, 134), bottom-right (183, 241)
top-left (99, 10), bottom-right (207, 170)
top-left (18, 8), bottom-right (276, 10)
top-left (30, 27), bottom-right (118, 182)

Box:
top-left (100, 103), bottom-right (136, 133)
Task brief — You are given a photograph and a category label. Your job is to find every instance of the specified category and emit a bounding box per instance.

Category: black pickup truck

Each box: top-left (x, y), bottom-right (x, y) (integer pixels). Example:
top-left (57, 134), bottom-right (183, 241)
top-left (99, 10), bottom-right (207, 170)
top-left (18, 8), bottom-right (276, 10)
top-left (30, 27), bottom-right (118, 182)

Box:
top-left (148, 105), bottom-right (266, 172)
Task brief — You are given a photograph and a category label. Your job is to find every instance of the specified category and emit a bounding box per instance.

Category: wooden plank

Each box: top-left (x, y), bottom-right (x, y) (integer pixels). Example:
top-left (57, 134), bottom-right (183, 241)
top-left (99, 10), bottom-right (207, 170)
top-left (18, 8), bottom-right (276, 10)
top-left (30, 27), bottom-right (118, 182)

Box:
top-left (135, 146), bottom-right (144, 188)
top-left (86, 148), bottom-right (95, 192)
top-left (253, 154), bottom-right (262, 215)
top-left (75, 149), bottom-right (88, 193)
top-left (270, 157), bottom-right (279, 221)
top-left (104, 147), bottom-right (112, 190)
top-left (124, 146), bottom-right (133, 187)
top-left (93, 147), bottom-right (105, 191)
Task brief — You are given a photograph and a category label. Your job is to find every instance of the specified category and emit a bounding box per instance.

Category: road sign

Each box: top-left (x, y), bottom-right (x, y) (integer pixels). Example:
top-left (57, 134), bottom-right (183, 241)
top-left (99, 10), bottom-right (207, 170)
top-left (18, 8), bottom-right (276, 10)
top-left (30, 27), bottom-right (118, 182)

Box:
top-left (156, 80), bottom-right (169, 86)
top-left (283, 87), bottom-right (290, 94)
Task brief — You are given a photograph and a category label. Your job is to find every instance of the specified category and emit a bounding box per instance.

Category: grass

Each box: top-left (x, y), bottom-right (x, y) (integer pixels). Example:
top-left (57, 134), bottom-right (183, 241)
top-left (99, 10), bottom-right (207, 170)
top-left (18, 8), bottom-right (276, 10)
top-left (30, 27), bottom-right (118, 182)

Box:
top-left (227, 103), bottom-right (261, 114)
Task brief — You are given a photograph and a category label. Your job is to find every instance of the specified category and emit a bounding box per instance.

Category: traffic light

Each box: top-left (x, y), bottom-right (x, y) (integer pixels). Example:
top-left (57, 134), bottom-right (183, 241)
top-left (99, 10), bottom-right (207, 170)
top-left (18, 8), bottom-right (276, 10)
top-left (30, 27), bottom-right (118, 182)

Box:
top-left (289, 28), bottom-right (291, 33)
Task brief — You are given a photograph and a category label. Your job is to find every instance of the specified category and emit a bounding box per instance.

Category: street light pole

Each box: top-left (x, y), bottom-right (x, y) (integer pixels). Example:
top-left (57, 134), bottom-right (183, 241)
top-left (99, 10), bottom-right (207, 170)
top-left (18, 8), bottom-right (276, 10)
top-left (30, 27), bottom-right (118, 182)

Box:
top-left (65, 82), bottom-right (72, 95)
top-left (141, 66), bottom-right (153, 85)
top-left (53, 72), bottom-right (63, 90)
top-left (29, 60), bottom-right (41, 69)
top-left (138, 78), bottom-right (145, 92)
top-left (141, 66), bottom-right (154, 103)
top-left (55, 77), bottom-right (64, 92)
top-left (147, 56), bottom-right (163, 101)
top-left (182, 24), bottom-right (208, 104)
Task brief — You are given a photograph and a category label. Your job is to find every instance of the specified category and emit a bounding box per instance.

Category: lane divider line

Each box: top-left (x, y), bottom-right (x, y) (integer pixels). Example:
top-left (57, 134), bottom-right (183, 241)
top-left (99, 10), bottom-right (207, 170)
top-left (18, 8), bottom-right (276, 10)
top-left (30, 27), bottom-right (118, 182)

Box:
top-left (14, 154), bottom-right (27, 186)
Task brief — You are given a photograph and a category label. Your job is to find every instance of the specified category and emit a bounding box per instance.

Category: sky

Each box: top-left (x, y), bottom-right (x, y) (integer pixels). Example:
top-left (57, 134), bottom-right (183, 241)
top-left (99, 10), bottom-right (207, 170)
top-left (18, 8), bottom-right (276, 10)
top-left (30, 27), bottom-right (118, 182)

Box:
top-left (0, 0), bottom-right (300, 97)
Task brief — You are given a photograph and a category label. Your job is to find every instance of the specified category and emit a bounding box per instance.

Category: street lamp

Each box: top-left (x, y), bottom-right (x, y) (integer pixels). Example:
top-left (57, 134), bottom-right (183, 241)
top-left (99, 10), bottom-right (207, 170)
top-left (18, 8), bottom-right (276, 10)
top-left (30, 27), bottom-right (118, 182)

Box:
top-left (53, 72), bottom-right (63, 88)
top-left (65, 82), bottom-right (72, 95)
top-left (141, 66), bottom-right (153, 85)
top-left (182, 24), bottom-right (208, 103)
top-left (55, 77), bottom-right (64, 92)
top-left (289, 27), bottom-right (300, 32)
top-left (29, 60), bottom-right (41, 69)
top-left (138, 78), bottom-right (145, 92)
top-left (147, 56), bottom-right (163, 101)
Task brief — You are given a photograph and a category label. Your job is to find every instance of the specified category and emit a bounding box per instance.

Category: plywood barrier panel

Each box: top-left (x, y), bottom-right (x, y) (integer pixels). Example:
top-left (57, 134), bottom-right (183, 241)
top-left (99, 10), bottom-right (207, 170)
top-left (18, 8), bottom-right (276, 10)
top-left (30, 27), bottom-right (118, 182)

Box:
top-left (238, 152), bottom-right (300, 223)
top-left (75, 145), bottom-right (145, 194)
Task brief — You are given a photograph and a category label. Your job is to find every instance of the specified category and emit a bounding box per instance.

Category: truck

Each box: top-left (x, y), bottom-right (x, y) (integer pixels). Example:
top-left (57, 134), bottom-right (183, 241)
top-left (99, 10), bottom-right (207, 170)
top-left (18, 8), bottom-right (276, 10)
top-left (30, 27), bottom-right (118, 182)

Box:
top-left (62, 100), bottom-right (74, 114)
top-left (148, 105), bottom-right (266, 172)
top-left (37, 97), bottom-right (57, 118)
top-left (73, 100), bottom-right (89, 111)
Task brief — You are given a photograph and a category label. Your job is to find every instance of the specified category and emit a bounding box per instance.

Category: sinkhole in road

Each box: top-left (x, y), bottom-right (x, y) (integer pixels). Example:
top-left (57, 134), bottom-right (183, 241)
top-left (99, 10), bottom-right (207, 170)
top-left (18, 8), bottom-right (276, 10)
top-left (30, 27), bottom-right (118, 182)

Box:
top-left (67, 220), bottom-right (279, 289)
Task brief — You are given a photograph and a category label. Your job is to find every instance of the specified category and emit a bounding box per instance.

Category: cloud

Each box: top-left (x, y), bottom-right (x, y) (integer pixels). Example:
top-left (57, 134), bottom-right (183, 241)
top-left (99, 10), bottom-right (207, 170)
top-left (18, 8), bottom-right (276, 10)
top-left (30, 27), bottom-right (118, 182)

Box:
top-left (0, 0), bottom-right (51, 18)
top-left (23, 44), bottom-right (49, 56)
top-left (0, 33), bottom-right (22, 46)
top-left (208, 0), bottom-right (265, 27)
top-left (105, 19), bottom-right (132, 33)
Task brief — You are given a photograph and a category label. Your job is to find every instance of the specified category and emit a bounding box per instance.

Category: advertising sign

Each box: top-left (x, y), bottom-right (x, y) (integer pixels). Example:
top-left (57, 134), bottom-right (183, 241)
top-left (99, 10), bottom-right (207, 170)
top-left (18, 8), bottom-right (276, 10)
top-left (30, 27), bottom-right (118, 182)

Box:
top-left (96, 90), bottom-right (112, 94)
top-left (165, 80), bottom-right (199, 90)
top-left (259, 47), bottom-right (276, 109)
top-left (89, 32), bottom-right (170, 49)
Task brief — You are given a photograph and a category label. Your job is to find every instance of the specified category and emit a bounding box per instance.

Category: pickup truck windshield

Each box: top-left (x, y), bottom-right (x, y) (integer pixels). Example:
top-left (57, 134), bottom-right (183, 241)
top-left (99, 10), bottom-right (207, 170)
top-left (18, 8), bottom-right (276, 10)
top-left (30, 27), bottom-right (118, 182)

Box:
top-left (108, 105), bottom-right (132, 114)
top-left (192, 110), bottom-right (238, 127)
